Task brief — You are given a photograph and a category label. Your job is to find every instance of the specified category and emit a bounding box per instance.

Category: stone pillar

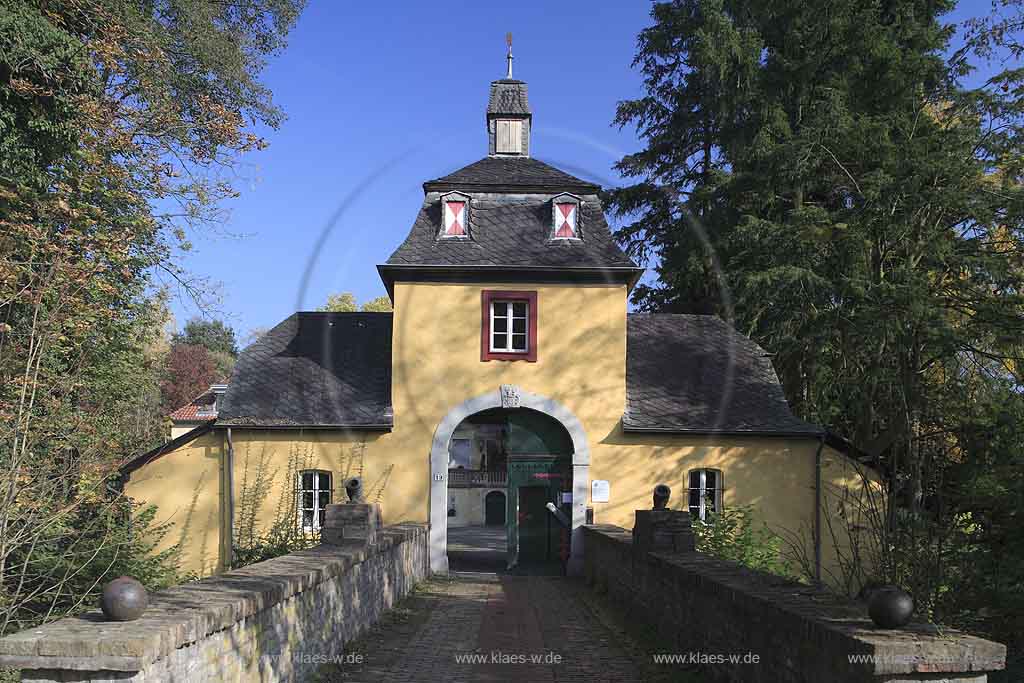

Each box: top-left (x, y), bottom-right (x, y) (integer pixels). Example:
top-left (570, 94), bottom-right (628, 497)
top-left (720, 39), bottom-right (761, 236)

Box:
top-left (322, 503), bottom-right (381, 547)
top-left (632, 509), bottom-right (696, 555)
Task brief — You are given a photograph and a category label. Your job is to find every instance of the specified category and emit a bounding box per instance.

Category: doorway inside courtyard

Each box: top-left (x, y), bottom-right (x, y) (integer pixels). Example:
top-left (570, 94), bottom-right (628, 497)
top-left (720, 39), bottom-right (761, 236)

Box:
top-left (444, 407), bottom-right (574, 575)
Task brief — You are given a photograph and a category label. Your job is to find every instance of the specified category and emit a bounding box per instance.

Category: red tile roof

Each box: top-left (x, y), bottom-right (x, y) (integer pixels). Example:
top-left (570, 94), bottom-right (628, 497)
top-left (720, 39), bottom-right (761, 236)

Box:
top-left (169, 385), bottom-right (226, 422)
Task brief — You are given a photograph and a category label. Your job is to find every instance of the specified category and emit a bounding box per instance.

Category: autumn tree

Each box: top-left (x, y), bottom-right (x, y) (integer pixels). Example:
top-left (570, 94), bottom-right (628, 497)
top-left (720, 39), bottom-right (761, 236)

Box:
top-left (173, 318), bottom-right (238, 380)
top-left (161, 344), bottom-right (217, 411)
top-left (0, 0), bottom-right (303, 631)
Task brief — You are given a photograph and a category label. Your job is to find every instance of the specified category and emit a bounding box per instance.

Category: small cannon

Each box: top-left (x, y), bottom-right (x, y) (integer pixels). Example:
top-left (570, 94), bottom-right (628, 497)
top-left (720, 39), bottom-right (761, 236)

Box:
top-left (545, 502), bottom-right (571, 528)
top-left (653, 484), bottom-right (671, 510)
top-left (345, 476), bottom-right (363, 503)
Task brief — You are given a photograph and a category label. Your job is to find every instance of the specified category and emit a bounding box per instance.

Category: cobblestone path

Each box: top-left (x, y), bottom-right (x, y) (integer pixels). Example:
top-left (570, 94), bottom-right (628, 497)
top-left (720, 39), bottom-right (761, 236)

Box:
top-left (316, 572), bottom-right (691, 683)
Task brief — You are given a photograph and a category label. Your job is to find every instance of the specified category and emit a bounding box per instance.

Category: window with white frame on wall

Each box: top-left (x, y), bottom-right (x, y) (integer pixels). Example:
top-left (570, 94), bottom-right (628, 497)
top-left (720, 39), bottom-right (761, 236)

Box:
top-left (491, 300), bottom-right (528, 353)
top-left (298, 470), bottom-right (332, 532)
top-left (687, 469), bottom-right (722, 522)
top-left (480, 290), bottom-right (537, 362)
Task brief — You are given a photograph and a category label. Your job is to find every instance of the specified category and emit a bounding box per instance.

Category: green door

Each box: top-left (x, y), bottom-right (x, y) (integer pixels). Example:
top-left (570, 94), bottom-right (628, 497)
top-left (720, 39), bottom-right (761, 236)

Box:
top-left (507, 455), bottom-right (568, 567)
top-left (516, 486), bottom-right (551, 562)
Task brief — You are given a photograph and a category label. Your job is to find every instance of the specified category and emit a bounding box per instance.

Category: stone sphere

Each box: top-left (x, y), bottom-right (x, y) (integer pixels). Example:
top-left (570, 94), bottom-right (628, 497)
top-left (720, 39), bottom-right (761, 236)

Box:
top-left (100, 576), bottom-right (148, 621)
top-left (868, 586), bottom-right (914, 629)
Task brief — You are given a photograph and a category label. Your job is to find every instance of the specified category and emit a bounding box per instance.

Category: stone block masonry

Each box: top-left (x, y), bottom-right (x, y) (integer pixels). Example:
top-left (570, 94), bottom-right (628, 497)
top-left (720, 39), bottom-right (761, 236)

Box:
top-left (583, 523), bottom-right (1006, 683)
top-left (0, 519), bottom-right (428, 682)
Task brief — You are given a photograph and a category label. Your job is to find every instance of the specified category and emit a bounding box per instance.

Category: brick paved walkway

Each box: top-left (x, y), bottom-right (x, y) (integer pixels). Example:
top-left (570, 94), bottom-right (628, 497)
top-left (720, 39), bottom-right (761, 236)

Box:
top-left (316, 572), bottom-right (689, 683)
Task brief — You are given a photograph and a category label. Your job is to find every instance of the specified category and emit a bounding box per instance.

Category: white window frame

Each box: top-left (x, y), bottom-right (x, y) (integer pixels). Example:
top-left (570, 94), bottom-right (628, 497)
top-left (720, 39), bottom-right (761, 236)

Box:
top-left (489, 299), bottom-right (529, 353)
top-left (297, 470), bottom-right (332, 532)
top-left (688, 469), bottom-right (722, 522)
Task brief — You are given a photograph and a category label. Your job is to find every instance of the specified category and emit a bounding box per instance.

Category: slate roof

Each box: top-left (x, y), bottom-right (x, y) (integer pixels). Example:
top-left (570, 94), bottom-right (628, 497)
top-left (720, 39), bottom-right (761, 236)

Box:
top-left (624, 314), bottom-right (821, 435)
top-left (385, 191), bottom-right (637, 271)
top-left (210, 311), bottom-right (814, 435)
top-left (487, 79), bottom-right (531, 116)
top-left (423, 156), bottom-right (600, 193)
top-left (218, 312), bottom-right (392, 428)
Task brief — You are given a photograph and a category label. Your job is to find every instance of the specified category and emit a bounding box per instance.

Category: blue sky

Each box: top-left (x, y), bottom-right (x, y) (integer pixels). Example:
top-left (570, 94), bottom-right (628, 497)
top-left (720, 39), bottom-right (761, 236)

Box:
top-left (169, 1), bottom-right (653, 338)
top-left (166, 0), bottom-right (995, 340)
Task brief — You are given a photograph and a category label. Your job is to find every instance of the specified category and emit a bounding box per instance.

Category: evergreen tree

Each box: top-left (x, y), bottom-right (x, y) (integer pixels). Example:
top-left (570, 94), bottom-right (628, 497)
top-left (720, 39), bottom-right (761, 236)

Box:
top-left (173, 318), bottom-right (239, 357)
top-left (612, 0), bottom-right (1024, 655)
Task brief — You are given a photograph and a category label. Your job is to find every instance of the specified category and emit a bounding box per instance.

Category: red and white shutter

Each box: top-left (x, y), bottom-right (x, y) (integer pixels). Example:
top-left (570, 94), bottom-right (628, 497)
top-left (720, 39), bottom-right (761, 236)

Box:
top-left (444, 200), bottom-right (466, 236)
top-left (554, 202), bottom-right (577, 238)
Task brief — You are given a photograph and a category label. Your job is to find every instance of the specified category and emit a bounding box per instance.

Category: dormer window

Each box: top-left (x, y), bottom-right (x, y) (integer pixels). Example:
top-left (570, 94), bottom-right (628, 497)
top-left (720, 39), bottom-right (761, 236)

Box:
top-left (551, 194), bottom-right (582, 240)
top-left (495, 119), bottom-right (523, 154)
top-left (440, 192), bottom-right (471, 239)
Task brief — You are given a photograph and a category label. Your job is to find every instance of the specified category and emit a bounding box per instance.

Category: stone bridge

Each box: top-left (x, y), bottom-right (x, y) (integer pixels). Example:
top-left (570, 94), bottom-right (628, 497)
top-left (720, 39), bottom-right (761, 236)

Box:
top-left (0, 505), bottom-right (1006, 682)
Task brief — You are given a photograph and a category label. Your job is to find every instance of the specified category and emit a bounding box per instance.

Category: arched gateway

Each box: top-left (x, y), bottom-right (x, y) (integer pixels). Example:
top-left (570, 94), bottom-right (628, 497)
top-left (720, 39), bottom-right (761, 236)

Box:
top-left (429, 385), bottom-right (589, 574)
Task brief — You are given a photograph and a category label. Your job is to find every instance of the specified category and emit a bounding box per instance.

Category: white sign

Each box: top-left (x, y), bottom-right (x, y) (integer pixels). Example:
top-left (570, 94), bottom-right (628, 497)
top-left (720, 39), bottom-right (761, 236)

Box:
top-left (561, 492), bottom-right (573, 504)
top-left (591, 480), bottom-right (610, 503)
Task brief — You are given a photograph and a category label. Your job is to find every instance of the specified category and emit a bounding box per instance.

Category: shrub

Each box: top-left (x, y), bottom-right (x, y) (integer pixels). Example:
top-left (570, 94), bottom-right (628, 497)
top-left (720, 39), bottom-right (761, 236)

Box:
top-left (692, 506), bottom-right (796, 578)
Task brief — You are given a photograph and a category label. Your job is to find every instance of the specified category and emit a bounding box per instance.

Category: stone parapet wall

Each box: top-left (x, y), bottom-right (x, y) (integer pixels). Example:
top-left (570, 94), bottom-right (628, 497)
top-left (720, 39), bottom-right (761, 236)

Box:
top-left (583, 524), bottom-right (1006, 683)
top-left (0, 522), bottom-right (428, 682)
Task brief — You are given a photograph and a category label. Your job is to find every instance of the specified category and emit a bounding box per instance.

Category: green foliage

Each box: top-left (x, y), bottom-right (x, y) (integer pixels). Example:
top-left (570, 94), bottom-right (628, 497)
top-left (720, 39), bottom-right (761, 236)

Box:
top-left (2, 499), bottom-right (183, 633)
top-left (208, 350), bottom-right (236, 383)
top-left (318, 292), bottom-right (358, 312)
top-left (360, 295), bottom-right (393, 312)
top-left (173, 319), bottom-right (239, 357)
top-left (318, 292), bottom-right (393, 312)
top-left (693, 507), bottom-right (795, 578)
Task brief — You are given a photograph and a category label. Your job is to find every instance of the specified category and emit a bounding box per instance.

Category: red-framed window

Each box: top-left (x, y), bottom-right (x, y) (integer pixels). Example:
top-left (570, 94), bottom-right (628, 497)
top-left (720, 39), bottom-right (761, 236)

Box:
top-left (481, 290), bottom-right (537, 362)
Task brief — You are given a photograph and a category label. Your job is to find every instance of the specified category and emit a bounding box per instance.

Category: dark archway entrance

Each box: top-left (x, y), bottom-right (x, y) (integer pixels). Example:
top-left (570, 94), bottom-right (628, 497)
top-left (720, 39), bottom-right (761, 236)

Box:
top-left (443, 407), bottom-right (573, 572)
top-left (431, 387), bottom-right (590, 575)
top-left (484, 491), bottom-right (506, 526)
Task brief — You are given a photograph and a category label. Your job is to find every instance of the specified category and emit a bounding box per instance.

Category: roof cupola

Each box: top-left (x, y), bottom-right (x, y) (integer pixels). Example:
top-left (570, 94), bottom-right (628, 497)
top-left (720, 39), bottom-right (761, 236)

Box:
top-left (487, 34), bottom-right (531, 157)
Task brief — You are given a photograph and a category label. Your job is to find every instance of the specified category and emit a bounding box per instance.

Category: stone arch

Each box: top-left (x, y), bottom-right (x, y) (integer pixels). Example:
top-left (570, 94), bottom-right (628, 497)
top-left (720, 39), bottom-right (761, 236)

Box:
top-left (429, 385), bottom-right (590, 574)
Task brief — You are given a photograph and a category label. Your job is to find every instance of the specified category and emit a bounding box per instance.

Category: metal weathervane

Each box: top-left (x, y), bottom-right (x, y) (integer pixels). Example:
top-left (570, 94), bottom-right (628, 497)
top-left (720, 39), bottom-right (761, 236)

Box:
top-left (506, 32), bottom-right (514, 79)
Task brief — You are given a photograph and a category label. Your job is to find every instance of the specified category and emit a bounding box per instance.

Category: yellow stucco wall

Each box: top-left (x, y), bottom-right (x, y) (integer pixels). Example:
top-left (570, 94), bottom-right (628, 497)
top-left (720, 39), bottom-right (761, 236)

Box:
top-left (584, 431), bottom-right (881, 585)
top-left (123, 431), bottom-right (226, 577)
top-left (591, 433), bottom-right (815, 537)
top-left (228, 429), bottom-right (406, 534)
top-left (170, 424), bottom-right (199, 440)
top-left (126, 279), bottom-right (882, 586)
